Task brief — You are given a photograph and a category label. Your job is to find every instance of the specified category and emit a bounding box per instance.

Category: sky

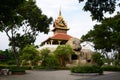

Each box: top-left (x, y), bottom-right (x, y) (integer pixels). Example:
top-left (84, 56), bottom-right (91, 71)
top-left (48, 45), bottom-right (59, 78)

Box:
top-left (35, 0), bottom-right (97, 45)
top-left (0, 0), bottom-right (98, 50)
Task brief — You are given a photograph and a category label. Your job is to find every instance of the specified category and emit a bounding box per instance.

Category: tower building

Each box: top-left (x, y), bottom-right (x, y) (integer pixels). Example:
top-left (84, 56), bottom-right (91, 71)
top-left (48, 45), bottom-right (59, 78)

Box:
top-left (41, 10), bottom-right (72, 45)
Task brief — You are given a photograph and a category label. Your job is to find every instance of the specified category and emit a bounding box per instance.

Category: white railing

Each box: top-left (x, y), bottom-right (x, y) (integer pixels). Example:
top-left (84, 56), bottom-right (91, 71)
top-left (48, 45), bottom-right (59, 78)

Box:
top-left (38, 44), bottom-right (58, 52)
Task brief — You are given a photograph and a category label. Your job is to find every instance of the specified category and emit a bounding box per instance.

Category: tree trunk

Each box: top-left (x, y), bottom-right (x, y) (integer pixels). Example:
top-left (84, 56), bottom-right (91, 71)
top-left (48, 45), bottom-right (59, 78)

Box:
top-left (59, 58), bottom-right (62, 67)
top-left (12, 43), bottom-right (20, 67)
top-left (4, 29), bottom-right (20, 67)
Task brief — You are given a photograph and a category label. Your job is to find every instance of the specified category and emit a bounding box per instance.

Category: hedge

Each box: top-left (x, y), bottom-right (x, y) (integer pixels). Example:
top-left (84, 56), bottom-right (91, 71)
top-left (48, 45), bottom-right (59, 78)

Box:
top-left (102, 66), bottom-right (120, 71)
top-left (71, 65), bottom-right (103, 74)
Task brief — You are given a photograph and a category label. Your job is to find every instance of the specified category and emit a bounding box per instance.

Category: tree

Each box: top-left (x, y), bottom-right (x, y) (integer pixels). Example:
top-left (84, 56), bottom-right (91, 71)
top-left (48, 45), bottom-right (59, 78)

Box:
top-left (81, 13), bottom-right (120, 64)
top-left (0, 0), bottom-right (24, 25)
top-left (0, 50), bottom-right (8, 63)
top-left (79, 0), bottom-right (120, 21)
top-left (40, 48), bottom-right (59, 69)
top-left (40, 48), bottom-right (50, 66)
top-left (0, 49), bottom-right (15, 65)
top-left (54, 45), bottom-right (74, 67)
top-left (114, 53), bottom-right (120, 66)
top-left (92, 52), bottom-right (104, 67)
top-left (21, 45), bottom-right (40, 66)
top-left (0, 0), bottom-right (52, 66)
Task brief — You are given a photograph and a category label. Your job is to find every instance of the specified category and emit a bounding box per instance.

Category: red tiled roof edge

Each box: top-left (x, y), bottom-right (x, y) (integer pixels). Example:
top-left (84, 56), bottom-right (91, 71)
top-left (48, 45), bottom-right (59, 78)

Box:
top-left (50, 33), bottom-right (73, 40)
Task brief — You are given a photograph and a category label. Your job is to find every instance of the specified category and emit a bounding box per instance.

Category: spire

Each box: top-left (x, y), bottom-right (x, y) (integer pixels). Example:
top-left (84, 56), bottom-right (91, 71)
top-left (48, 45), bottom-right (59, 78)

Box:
top-left (52, 7), bottom-right (69, 34)
top-left (59, 6), bottom-right (62, 16)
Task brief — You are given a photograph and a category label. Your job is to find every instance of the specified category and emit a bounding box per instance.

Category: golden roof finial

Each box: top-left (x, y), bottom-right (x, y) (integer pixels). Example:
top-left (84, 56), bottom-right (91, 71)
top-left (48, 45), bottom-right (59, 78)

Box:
top-left (53, 6), bottom-right (68, 30)
top-left (59, 6), bottom-right (62, 16)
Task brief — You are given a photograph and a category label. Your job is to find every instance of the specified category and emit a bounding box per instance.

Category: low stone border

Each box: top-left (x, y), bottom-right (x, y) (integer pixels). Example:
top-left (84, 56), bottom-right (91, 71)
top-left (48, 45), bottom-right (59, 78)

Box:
top-left (71, 73), bottom-right (100, 76)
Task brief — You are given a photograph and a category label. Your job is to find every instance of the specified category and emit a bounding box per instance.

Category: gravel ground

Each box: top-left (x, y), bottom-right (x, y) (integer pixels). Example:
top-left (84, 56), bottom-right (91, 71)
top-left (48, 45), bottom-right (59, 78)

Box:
top-left (0, 70), bottom-right (119, 80)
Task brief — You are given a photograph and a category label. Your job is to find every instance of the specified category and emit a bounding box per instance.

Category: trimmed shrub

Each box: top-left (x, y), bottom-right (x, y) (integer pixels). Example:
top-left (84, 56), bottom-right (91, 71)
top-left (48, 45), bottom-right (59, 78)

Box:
top-left (102, 66), bottom-right (120, 71)
top-left (71, 65), bottom-right (103, 74)
top-left (0, 64), bottom-right (12, 69)
top-left (0, 65), bottom-right (26, 75)
top-left (0, 65), bottom-right (32, 70)
top-left (9, 66), bottom-right (25, 70)
top-left (9, 66), bottom-right (26, 74)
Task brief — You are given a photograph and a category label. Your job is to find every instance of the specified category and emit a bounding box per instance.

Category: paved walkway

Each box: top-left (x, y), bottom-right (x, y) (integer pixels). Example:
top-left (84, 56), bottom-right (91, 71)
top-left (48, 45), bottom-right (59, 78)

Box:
top-left (79, 72), bottom-right (120, 80)
top-left (0, 70), bottom-right (120, 80)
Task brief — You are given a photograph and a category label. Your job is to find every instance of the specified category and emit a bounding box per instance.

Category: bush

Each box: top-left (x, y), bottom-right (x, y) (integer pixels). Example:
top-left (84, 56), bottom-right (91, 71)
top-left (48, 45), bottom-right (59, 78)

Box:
top-left (9, 66), bottom-right (25, 70)
top-left (102, 66), bottom-right (120, 71)
top-left (9, 66), bottom-right (26, 74)
top-left (0, 65), bottom-right (31, 70)
top-left (71, 65), bottom-right (103, 74)
top-left (41, 55), bottom-right (60, 69)
top-left (6, 60), bottom-right (16, 65)
top-left (92, 52), bottom-right (104, 67)
top-left (0, 64), bottom-right (9, 69)
top-left (114, 60), bottom-right (120, 66)
top-left (20, 66), bottom-right (32, 70)
top-left (0, 65), bottom-right (26, 74)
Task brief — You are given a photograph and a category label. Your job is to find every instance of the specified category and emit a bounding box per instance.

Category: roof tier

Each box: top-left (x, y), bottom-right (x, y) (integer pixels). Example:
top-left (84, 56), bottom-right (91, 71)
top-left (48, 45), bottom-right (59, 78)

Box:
top-left (51, 33), bottom-right (72, 40)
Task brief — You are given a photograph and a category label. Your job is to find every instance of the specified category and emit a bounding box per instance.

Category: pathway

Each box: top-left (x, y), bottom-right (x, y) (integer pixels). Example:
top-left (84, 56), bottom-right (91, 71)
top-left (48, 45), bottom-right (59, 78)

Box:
top-left (0, 70), bottom-right (120, 80)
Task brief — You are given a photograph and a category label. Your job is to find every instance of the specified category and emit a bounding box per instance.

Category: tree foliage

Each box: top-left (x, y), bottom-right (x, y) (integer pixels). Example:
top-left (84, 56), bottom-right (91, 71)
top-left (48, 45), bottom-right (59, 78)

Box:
top-left (9, 33), bottom-right (35, 50)
top-left (54, 45), bottom-right (74, 67)
top-left (79, 0), bottom-right (120, 21)
top-left (92, 52), bottom-right (104, 67)
top-left (0, 0), bottom-right (24, 26)
top-left (0, 0), bottom-right (52, 66)
top-left (21, 45), bottom-right (40, 66)
top-left (0, 0), bottom-right (52, 47)
top-left (40, 48), bottom-right (59, 69)
top-left (40, 48), bottom-right (50, 59)
top-left (81, 13), bottom-right (120, 64)
top-left (2, 49), bottom-right (14, 60)
top-left (0, 49), bottom-right (15, 65)
top-left (81, 13), bottom-right (120, 52)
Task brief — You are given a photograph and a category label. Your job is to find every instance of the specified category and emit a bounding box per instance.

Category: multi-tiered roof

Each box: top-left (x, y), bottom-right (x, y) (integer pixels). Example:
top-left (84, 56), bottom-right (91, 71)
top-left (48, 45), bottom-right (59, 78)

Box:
top-left (41, 10), bottom-right (72, 45)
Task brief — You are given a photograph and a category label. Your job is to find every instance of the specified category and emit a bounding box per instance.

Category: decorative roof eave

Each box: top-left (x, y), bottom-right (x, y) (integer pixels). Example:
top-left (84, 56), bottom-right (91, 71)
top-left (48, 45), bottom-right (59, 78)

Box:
top-left (50, 33), bottom-right (72, 40)
top-left (40, 38), bottom-right (68, 46)
top-left (51, 38), bottom-right (70, 41)
top-left (40, 38), bottom-right (51, 46)
top-left (40, 33), bottom-right (73, 46)
top-left (52, 27), bottom-right (69, 31)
